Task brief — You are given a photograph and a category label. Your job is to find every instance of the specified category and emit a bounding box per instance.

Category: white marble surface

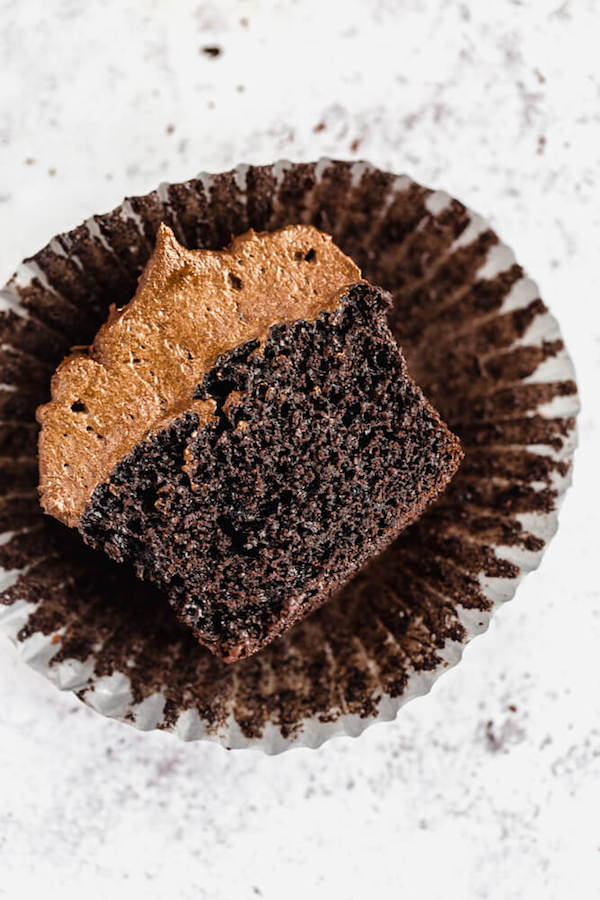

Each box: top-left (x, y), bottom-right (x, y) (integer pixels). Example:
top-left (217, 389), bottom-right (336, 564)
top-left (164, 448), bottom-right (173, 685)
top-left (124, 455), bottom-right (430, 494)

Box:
top-left (1, 1), bottom-right (599, 897)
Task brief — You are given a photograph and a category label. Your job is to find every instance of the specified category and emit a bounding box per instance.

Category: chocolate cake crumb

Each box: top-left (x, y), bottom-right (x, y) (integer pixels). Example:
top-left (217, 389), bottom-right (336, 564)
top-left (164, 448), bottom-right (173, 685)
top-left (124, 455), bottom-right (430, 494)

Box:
top-left (78, 282), bottom-right (462, 661)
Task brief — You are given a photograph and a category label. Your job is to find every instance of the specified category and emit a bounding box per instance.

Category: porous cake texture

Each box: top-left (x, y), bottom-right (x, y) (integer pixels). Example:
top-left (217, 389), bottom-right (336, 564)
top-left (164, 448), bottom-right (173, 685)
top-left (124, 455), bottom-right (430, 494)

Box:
top-left (38, 225), bottom-right (462, 661)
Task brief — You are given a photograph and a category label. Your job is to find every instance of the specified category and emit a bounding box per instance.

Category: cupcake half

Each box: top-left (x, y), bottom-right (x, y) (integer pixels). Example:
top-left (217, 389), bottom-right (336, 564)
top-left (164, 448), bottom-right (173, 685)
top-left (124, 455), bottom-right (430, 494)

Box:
top-left (37, 223), bottom-right (461, 661)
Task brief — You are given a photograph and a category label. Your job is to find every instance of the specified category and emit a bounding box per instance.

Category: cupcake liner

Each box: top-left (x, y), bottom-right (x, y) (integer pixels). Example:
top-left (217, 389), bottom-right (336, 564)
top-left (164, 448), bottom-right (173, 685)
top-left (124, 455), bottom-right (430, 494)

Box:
top-left (0, 160), bottom-right (579, 753)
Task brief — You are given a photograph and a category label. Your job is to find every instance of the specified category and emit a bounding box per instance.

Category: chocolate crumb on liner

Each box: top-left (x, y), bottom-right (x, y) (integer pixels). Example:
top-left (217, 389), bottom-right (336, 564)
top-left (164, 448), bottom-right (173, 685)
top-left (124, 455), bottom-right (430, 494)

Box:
top-left (0, 160), bottom-right (579, 753)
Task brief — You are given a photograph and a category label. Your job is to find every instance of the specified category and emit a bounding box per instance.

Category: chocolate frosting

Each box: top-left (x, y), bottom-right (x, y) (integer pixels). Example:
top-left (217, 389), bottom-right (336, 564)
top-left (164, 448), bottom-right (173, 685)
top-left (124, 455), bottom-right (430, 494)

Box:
top-left (37, 224), bottom-right (361, 527)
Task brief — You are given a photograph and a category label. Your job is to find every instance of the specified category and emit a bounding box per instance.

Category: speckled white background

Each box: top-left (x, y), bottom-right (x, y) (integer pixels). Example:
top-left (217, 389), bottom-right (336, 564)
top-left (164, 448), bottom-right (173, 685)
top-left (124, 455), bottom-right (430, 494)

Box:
top-left (1, 1), bottom-right (599, 897)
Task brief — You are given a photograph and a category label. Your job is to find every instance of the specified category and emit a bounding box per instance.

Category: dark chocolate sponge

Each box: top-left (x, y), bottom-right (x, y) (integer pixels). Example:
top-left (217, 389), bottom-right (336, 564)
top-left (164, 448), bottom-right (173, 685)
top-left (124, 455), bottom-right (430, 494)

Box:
top-left (79, 282), bottom-right (462, 661)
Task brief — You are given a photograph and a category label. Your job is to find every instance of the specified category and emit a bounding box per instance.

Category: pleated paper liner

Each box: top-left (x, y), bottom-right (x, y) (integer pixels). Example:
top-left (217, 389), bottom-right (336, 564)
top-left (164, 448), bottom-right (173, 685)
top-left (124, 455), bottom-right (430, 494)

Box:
top-left (0, 160), bottom-right (579, 753)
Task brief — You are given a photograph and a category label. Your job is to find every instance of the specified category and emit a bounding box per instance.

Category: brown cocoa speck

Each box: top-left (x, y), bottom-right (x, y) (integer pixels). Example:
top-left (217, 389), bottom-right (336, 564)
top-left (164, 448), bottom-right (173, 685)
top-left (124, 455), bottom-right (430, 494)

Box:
top-left (485, 720), bottom-right (500, 751)
top-left (201, 46), bottom-right (222, 58)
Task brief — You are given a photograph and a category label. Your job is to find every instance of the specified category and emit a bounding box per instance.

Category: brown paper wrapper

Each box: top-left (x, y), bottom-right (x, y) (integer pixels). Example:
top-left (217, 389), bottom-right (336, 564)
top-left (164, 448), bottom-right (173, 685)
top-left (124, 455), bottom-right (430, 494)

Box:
top-left (0, 160), bottom-right (579, 752)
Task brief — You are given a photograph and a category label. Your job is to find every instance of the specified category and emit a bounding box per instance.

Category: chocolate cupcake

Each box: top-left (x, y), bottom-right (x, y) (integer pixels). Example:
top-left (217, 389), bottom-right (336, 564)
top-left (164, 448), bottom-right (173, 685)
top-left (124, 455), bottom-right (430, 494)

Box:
top-left (37, 223), bottom-right (461, 661)
top-left (0, 160), bottom-right (579, 751)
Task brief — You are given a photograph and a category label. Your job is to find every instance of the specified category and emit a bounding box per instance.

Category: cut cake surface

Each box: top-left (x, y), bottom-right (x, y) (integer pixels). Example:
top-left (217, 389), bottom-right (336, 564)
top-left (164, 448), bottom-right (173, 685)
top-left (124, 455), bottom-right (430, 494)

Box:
top-left (37, 225), bottom-right (462, 661)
